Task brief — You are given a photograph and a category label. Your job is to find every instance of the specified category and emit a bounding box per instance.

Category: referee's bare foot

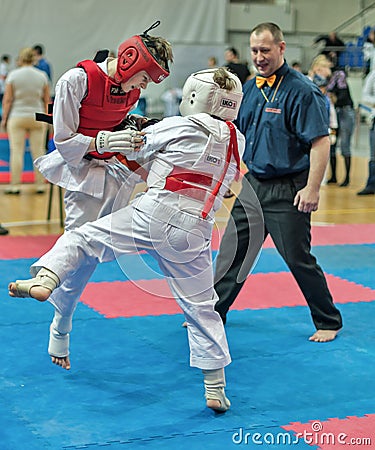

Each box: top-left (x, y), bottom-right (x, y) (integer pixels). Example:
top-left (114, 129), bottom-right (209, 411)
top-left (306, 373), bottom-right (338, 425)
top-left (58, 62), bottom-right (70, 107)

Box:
top-left (309, 329), bottom-right (340, 342)
top-left (51, 355), bottom-right (71, 370)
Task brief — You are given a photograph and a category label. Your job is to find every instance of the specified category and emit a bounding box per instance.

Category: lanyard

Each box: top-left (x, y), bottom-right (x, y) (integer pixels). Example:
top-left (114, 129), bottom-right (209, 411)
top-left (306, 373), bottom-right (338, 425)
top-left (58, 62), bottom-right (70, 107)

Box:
top-left (260, 76), bottom-right (284, 103)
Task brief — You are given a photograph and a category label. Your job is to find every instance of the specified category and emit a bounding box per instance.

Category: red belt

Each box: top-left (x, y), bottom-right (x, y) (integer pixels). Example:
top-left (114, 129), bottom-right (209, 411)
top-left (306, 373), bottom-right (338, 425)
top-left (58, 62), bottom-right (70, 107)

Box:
top-left (164, 170), bottom-right (211, 203)
top-left (164, 121), bottom-right (240, 219)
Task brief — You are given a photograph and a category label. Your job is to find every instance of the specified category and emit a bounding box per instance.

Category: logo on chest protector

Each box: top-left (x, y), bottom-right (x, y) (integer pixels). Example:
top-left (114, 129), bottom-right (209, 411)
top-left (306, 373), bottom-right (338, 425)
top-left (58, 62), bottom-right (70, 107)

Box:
top-left (206, 154), bottom-right (222, 166)
top-left (110, 86), bottom-right (126, 96)
top-left (220, 98), bottom-right (237, 109)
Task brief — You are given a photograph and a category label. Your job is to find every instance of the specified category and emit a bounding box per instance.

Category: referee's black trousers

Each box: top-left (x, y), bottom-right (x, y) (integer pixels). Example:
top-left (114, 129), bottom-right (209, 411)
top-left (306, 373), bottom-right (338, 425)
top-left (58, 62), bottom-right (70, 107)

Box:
top-left (214, 171), bottom-right (343, 331)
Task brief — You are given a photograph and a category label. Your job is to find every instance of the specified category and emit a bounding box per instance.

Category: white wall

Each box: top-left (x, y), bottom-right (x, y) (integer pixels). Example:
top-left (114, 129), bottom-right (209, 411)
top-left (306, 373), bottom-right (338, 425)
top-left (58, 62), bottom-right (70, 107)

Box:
top-left (292, 0), bottom-right (375, 35)
top-left (1, 0), bottom-right (373, 110)
top-left (0, 0), bottom-right (227, 90)
top-left (228, 0), bottom-right (375, 36)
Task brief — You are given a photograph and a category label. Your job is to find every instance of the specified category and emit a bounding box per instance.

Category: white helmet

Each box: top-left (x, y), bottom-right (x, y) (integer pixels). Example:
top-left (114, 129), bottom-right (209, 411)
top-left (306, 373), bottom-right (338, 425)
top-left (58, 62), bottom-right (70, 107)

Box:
top-left (179, 68), bottom-right (243, 121)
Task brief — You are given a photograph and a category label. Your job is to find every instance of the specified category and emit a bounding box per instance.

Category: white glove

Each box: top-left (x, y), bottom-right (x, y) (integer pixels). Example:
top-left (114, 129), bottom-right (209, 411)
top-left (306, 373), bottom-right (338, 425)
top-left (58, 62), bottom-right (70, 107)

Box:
top-left (95, 129), bottom-right (144, 154)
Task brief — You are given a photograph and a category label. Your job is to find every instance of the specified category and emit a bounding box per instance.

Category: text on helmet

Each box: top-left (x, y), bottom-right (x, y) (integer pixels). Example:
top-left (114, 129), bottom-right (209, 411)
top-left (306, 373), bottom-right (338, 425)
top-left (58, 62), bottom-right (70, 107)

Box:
top-left (220, 98), bottom-right (237, 109)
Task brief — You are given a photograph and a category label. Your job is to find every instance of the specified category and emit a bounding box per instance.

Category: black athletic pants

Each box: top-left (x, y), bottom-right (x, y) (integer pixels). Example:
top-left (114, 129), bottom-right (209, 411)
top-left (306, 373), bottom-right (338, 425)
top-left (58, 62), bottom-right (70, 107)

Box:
top-left (214, 170), bottom-right (343, 331)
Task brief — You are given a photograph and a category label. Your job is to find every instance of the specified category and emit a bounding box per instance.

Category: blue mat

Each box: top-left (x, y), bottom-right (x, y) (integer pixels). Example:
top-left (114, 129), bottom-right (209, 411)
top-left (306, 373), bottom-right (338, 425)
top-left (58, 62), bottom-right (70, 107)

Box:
top-left (0, 138), bottom-right (34, 172)
top-left (0, 137), bottom-right (55, 175)
top-left (0, 240), bottom-right (374, 449)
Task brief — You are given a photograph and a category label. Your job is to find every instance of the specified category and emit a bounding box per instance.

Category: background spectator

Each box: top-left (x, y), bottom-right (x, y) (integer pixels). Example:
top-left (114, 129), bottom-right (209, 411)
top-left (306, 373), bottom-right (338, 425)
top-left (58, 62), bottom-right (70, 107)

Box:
top-left (32, 44), bottom-right (52, 83)
top-left (1, 47), bottom-right (50, 194)
top-left (0, 54), bottom-right (11, 119)
top-left (224, 47), bottom-right (251, 85)
top-left (357, 69), bottom-right (375, 195)
top-left (291, 60), bottom-right (302, 72)
top-left (207, 56), bottom-right (218, 68)
top-left (326, 66), bottom-right (355, 186)
top-left (363, 29), bottom-right (375, 76)
top-left (33, 44), bottom-right (53, 150)
top-left (308, 55), bottom-right (338, 157)
top-left (161, 87), bottom-right (182, 117)
top-left (314, 31), bottom-right (346, 67)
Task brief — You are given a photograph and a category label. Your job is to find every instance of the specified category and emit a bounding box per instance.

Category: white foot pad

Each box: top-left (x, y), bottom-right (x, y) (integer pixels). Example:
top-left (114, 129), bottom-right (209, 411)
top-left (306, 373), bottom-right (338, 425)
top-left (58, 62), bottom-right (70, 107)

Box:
top-left (48, 325), bottom-right (69, 358)
top-left (205, 386), bottom-right (231, 412)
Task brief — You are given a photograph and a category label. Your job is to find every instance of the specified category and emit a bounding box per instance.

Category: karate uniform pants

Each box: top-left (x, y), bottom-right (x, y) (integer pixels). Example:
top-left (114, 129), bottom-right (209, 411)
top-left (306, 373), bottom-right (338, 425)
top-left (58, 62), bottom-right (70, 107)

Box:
top-left (32, 200), bottom-right (231, 370)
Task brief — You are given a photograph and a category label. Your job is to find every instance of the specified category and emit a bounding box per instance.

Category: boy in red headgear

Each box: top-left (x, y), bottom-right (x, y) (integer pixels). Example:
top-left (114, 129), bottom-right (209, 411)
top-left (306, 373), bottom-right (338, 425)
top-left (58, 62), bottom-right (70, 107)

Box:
top-left (33, 21), bottom-right (173, 371)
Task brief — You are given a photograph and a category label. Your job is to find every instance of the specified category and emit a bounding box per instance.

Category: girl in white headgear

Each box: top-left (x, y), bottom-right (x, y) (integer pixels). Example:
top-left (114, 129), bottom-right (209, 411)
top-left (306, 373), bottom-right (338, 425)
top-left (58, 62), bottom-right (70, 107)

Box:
top-left (9, 67), bottom-right (245, 413)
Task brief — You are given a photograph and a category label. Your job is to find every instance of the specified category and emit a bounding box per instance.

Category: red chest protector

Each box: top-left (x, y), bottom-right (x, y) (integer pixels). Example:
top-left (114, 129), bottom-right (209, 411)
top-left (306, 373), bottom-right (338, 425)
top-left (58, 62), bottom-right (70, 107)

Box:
top-left (77, 60), bottom-right (140, 159)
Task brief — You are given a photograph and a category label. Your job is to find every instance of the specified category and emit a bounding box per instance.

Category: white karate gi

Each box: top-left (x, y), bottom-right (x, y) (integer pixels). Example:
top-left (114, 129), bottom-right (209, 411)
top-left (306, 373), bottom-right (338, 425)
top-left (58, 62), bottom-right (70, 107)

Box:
top-left (32, 113), bottom-right (245, 369)
top-left (33, 60), bottom-right (140, 355)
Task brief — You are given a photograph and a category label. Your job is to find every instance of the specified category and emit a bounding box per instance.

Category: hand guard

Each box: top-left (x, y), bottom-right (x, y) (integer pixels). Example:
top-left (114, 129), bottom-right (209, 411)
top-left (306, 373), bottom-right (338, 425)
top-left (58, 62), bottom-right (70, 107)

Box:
top-left (95, 129), bottom-right (144, 154)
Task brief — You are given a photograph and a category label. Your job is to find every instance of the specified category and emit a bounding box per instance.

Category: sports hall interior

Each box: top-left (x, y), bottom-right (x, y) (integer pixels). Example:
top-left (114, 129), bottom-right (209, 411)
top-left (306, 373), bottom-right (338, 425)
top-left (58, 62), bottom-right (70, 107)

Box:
top-left (0, 1), bottom-right (374, 449)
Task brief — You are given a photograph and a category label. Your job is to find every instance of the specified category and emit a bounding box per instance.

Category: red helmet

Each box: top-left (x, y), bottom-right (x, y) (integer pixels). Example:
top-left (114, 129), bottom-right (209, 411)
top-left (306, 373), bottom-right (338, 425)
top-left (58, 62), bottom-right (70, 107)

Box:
top-left (115, 21), bottom-right (170, 84)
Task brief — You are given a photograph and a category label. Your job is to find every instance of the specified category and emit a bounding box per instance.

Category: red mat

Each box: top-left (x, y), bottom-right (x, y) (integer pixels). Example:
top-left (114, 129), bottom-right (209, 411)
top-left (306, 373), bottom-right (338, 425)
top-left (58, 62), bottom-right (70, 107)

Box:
top-left (80, 273), bottom-right (375, 318)
top-left (0, 171), bottom-right (35, 183)
top-left (265, 223), bottom-right (375, 248)
top-left (0, 235), bottom-right (60, 259)
top-left (282, 414), bottom-right (375, 449)
top-left (1, 223), bottom-right (375, 260)
top-left (82, 280), bottom-right (181, 318)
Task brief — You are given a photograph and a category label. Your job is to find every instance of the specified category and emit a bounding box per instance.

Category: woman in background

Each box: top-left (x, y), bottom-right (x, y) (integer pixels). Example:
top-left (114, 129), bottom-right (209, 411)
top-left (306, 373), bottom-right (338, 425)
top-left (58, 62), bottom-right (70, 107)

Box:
top-left (1, 47), bottom-right (50, 194)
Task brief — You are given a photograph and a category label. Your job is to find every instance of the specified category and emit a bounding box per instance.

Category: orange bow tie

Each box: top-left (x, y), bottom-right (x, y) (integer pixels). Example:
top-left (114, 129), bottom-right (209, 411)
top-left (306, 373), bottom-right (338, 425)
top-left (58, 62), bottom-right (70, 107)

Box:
top-left (255, 74), bottom-right (277, 88)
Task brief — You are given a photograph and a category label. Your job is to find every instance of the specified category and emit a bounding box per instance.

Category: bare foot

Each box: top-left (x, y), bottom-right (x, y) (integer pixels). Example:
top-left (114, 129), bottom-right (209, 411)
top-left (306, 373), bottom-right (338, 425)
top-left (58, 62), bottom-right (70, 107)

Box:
top-left (8, 282), bottom-right (51, 302)
top-left (51, 355), bottom-right (71, 370)
top-left (309, 329), bottom-right (340, 343)
top-left (206, 399), bottom-right (222, 411)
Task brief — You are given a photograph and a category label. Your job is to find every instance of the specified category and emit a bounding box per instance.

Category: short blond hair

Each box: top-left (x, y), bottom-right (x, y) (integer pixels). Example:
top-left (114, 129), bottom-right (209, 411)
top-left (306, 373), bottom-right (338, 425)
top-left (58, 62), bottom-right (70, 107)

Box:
top-left (18, 47), bottom-right (35, 65)
top-left (308, 55), bottom-right (332, 78)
